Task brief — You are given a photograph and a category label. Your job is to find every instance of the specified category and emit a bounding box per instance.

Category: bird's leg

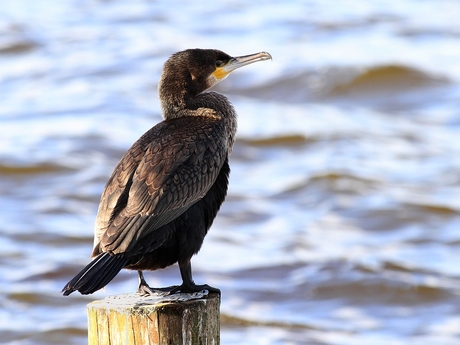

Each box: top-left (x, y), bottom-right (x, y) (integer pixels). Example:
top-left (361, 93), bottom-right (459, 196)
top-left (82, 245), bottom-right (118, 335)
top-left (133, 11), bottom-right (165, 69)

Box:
top-left (169, 259), bottom-right (220, 294)
top-left (137, 270), bottom-right (153, 296)
top-left (137, 270), bottom-right (169, 296)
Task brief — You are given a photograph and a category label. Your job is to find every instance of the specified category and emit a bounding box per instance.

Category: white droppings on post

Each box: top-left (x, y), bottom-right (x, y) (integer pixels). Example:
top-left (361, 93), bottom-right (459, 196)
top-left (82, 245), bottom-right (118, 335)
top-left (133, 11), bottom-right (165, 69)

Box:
top-left (103, 290), bottom-right (209, 308)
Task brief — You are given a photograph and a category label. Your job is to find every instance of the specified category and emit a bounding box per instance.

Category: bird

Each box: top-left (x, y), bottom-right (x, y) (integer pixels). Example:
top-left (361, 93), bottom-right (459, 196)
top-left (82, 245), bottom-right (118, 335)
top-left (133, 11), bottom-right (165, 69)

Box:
top-left (62, 48), bottom-right (272, 296)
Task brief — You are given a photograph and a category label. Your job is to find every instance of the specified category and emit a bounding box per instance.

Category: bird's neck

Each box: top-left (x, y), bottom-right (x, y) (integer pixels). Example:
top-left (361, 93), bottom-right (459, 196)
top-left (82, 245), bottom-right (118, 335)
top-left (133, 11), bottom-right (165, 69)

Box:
top-left (158, 83), bottom-right (237, 153)
top-left (193, 91), bottom-right (238, 152)
top-left (158, 76), bottom-right (189, 120)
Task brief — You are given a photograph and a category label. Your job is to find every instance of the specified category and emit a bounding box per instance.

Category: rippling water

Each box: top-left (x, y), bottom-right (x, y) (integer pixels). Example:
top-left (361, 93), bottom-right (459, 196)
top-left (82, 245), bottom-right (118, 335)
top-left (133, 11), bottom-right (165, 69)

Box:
top-left (1, 1), bottom-right (460, 344)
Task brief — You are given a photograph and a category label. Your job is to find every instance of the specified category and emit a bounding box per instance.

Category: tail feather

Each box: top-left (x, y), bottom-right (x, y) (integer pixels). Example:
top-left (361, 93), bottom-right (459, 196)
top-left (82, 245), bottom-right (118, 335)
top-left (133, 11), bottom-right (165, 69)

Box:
top-left (62, 253), bottom-right (128, 296)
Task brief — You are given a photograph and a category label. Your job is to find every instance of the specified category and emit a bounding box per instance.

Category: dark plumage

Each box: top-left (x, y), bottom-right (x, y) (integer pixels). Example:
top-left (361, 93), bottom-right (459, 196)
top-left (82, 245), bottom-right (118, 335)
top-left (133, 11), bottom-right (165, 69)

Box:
top-left (62, 48), bottom-right (271, 296)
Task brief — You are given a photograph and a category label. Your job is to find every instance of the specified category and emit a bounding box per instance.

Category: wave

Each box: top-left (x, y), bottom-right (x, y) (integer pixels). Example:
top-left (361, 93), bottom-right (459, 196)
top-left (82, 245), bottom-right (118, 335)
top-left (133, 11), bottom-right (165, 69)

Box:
top-left (0, 163), bottom-right (71, 175)
top-left (329, 65), bottom-right (448, 95)
top-left (228, 64), bottom-right (450, 107)
top-left (0, 24), bottom-right (39, 55)
top-left (221, 313), bottom-right (318, 330)
top-left (0, 37), bottom-right (38, 54)
top-left (238, 134), bottom-right (310, 146)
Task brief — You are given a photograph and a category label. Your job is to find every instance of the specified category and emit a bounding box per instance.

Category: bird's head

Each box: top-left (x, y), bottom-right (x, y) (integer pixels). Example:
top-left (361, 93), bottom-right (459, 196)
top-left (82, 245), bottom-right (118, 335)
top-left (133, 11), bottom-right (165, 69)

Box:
top-left (159, 48), bottom-right (272, 97)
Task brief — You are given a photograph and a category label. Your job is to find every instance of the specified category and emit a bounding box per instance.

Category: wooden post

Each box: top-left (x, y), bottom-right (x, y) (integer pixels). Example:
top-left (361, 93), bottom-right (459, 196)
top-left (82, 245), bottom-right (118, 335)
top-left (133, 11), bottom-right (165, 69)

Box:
top-left (87, 291), bottom-right (220, 345)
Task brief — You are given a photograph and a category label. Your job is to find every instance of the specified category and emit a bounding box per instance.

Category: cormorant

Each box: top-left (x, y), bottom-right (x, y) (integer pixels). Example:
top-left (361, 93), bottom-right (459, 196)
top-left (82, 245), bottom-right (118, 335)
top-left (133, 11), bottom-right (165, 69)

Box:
top-left (62, 48), bottom-right (271, 296)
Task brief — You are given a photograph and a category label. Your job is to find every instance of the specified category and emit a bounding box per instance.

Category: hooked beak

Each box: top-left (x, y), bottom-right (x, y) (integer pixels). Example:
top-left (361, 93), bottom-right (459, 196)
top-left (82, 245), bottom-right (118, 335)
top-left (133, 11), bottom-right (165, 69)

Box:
top-left (212, 51), bottom-right (272, 81)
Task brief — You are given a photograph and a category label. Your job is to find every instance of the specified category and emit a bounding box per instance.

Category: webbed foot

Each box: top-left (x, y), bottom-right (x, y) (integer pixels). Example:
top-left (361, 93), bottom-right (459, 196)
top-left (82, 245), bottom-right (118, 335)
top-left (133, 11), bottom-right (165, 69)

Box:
top-left (168, 283), bottom-right (220, 295)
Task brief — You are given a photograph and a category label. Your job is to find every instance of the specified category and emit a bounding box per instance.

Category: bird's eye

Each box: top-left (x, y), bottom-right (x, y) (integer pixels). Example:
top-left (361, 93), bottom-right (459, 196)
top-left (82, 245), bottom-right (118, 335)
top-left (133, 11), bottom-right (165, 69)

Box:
top-left (215, 60), bottom-right (224, 68)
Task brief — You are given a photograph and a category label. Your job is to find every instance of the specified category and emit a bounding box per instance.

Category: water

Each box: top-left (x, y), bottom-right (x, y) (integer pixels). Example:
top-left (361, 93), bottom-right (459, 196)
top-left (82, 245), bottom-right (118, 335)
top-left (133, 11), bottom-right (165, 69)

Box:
top-left (1, 1), bottom-right (460, 344)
